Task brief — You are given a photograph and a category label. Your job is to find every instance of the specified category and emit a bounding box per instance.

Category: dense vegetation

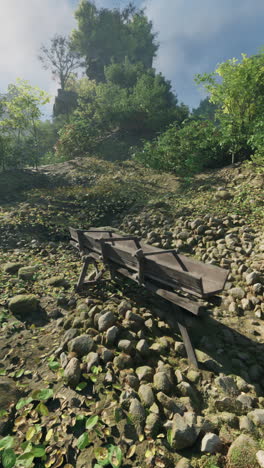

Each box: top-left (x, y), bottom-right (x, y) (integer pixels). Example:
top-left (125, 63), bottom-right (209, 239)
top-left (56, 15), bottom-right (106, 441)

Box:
top-left (0, 1), bottom-right (264, 174)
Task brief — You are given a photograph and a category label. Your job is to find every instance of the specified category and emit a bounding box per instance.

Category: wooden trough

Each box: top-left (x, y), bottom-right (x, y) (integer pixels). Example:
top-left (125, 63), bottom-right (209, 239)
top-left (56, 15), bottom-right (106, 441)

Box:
top-left (69, 227), bottom-right (229, 367)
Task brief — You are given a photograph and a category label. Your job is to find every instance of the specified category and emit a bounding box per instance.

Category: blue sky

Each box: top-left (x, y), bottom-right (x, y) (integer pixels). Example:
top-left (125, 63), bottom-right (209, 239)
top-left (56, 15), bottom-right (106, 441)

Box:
top-left (0, 0), bottom-right (263, 119)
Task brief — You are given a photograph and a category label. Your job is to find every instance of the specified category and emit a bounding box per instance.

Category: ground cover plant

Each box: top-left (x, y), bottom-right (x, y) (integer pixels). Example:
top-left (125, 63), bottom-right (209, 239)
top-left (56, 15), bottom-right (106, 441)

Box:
top-left (0, 158), bottom-right (263, 468)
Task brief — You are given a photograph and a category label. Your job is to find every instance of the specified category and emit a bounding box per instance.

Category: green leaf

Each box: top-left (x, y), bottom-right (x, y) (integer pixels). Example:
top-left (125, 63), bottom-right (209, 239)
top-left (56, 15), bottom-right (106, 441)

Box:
top-left (0, 409), bottom-right (8, 418)
top-left (48, 361), bottom-right (60, 371)
top-left (94, 447), bottom-right (110, 466)
top-left (109, 445), bottom-right (122, 468)
top-left (1, 449), bottom-right (16, 468)
top-left (76, 382), bottom-right (87, 391)
top-left (77, 432), bottom-right (90, 450)
top-left (32, 445), bottom-right (46, 457)
top-left (85, 415), bottom-right (99, 430)
top-left (36, 402), bottom-right (49, 416)
top-left (0, 436), bottom-right (14, 451)
top-left (16, 397), bottom-right (33, 410)
top-left (31, 388), bottom-right (53, 401)
top-left (0, 369), bottom-right (6, 376)
top-left (15, 369), bottom-right (24, 378)
top-left (167, 428), bottom-right (173, 446)
top-left (16, 452), bottom-right (34, 467)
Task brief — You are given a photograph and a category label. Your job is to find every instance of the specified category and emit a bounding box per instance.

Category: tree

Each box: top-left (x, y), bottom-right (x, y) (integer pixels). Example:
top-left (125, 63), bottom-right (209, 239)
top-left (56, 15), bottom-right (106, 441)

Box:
top-left (192, 97), bottom-right (218, 122)
top-left (38, 35), bottom-right (83, 90)
top-left (195, 51), bottom-right (264, 163)
top-left (55, 67), bottom-right (188, 161)
top-left (0, 79), bottom-right (50, 168)
top-left (71, 0), bottom-right (158, 81)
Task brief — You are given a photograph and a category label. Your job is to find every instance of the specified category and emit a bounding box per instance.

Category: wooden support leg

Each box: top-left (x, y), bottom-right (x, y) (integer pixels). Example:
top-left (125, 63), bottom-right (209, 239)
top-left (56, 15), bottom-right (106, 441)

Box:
top-left (177, 322), bottom-right (198, 368)
top-left (76, 257), bottom-right (90, 291)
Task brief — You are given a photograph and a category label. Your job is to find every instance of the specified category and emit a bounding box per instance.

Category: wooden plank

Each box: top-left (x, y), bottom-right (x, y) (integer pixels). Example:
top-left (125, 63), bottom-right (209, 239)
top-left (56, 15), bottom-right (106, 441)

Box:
top-left (177, 322), bottom-right (198, 368)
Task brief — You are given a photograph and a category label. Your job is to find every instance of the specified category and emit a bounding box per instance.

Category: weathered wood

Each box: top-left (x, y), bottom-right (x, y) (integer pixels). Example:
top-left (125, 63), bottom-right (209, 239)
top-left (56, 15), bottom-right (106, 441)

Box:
top-left (177, 322), bottom-right (198, 368)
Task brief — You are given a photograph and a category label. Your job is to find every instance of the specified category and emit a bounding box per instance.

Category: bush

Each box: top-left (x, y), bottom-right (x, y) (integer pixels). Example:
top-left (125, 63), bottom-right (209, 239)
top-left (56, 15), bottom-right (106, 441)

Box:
top-left (134, 120), bottom-right (227, 176)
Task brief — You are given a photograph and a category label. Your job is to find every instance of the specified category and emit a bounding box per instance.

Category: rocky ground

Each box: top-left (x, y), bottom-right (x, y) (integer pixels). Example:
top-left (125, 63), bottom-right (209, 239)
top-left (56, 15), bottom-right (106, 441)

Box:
top-left (0, 158), bottom-right (263, 468)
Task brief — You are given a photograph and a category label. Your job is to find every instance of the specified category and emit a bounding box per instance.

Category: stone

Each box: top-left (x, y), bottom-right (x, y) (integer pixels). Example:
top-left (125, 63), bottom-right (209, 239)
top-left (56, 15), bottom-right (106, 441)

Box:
top-left (239, 415), bottom-right (254, 432)
top-left (18, 266), bottom-right (38, 281)
top-left (64, 357), bottom-right (81, 388)
top-left (101, 349), bottom-right (114, 363)
top-left (215, 375), bottom-right (239, 396)
top-left (113, 353), bottom-right (133, 370)
top-left (145, 413), bottom-right (161, 437)
top-left (62, 328), bottom-right (79, 346)
top-left (236, 393), bottom-right (254, 412)
top-left (129, 398), bottom-right (145, 425)
top-left (60, 352), bottom-right (68, 368)
top-left (156, 392), bottom-right (184, 414)
top-left (176, 458), bottom-right (193, 468)
top-left (201, 433), bottom-right (222, 453)
top-left (252, 283), bottom-right (263, 294)
top-left (98, 311), bottom-right (116, 332)
top-left (136, 366), bottom-right (154, 382)
top-left (136, 339), bottom-right (150, 356)
top-left (105, 325), bottom-right (119, 345)
top-left (138, 384), bottom-right (155, 407)
top-left (3, 262), bottom-right (23, 274)
top-left (170, 412), bottom-right (199, 450)
top-left (9, 294), bottom-right (39, 317)
top-left (68, 334), bottom-right (94, 357)
top-left (246, 271), bottom-right (261, 286)
top-left (248, 409), bottom-right (264, 426)
top-left (215, 190), bottom-right (232, 200)
top-left (46, 276), bottom-right (69, 288)
top-left (256, 451), bottom-right (264, 468)
top-left (118, 300), bottom-right (132, 316)
top-left (153, 371), bottom-right (172, 394)
top-left (118, 339), bottom-right (133, 354)
top-left (227, 434), bottom-right (258, 468)
top-left (86, 352), bottom-right (99, 372)
top-left (229, 287), bottom-right (245, 299)
top-left (174, 341), bottom-right (186, 357)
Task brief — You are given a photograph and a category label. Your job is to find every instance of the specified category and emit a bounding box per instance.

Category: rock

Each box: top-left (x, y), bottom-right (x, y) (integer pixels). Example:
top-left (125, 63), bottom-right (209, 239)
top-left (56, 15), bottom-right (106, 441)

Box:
top-left (248, 409), bottom-right (264, 426)
top-left (86, 352), bottom-right (99, 372)
top-left (153, 371), bottom-right (172, 394)
top-left (176, 458), bottom-right (193, 468)
top-left (236, 394), bottom-right (254, 412)
top-left (129, 398), bottom-right (145, 425)
top-left (136, 339), bottom-right (150, 356)
top-left (229, 287), bottom-right (245, 299)
top-left (174, 341), bottom-right (186, 357)
top-left (256, 451), bottom-right (264, 468)
top-left (215, 375), bottom-right (239, 396)
top-left (227, 434), bottom-right (258, 468)
top-left (215, 190), bottom-right (232, 200)
top-left (125, 374), bottom-right (139, 390)
top-left (68, 334), bottom-right (94, 357)
top-left (136, 366), bottom-right (154, 382)
top-left (105, 325), bottom-right (119, 345)
top-left (9, 294), bottom-right (39, 317)
top-left (246, 271), bottom-right (261, 286)
top-left (201, 433), bottom-right (222, 453)
top-left (239, 415), bottom-right (254, 432)
top-left (118, 339), bottom-right (133, 354)
top-left (3, 262), bottom-right (23, 274)
top-left (62, 328), bottom-right (79, 346)
top-left (60, 352), bottom-right (68, 368)
top-left (138, 384), bottom-right (155, 407)
top-left (145, 413), bottom-right (161, 437)
top-left (98, 311), bottom-right (116, 332)
top-left (64, 357), bottom-right (81, 388)
top-left (157, 392), bottom-right (184, 414)
top-left (46, 276), bottom-right (69, 288)
top-left (170, 412), bottom-right (199, 450)
top-left (113, 353), bottom-right (133, 370)
top-left (101, 348), bottom-right (114, 363)
top-left (18, 266), bottom-right (38, 281)
top-left (118, 300), bottom-right (132, 316)
top-left (253, 283), bottom-right (263, 294)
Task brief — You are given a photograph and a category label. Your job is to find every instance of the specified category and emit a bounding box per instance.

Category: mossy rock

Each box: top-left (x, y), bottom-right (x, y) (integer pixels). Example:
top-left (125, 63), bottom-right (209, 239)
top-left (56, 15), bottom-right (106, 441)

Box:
top-left (9, 294), bottom-right (39, 317)
top-left (227, 434), bottom-right (259, 468)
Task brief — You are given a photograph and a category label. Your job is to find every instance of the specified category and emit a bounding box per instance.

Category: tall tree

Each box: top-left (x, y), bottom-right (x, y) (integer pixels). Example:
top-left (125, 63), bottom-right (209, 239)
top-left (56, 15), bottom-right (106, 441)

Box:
top-left (71, 0), bottom-right (158, 81)
top-left (195, 51), bottom-right (264, 163)
top-left (0, 79), bottom-right (50, 168)
top-left (38, 35), bottom-right (83, 90)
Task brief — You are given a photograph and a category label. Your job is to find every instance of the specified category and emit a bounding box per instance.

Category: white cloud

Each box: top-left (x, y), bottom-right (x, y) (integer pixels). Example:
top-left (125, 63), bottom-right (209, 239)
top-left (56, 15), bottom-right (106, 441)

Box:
top-left (0, 0), bottom-right (77, 118)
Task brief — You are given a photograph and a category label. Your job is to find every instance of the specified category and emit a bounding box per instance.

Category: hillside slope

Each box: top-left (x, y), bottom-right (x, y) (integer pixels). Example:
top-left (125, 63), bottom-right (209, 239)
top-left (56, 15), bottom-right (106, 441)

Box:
top-left (0, 159), bottom-right (263, 468)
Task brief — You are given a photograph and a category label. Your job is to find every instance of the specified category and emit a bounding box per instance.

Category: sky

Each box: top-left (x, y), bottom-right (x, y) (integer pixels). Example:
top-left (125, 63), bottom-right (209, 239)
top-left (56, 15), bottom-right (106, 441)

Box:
top-left (0, 0), bottom-right (263, 119)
